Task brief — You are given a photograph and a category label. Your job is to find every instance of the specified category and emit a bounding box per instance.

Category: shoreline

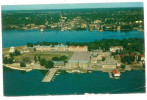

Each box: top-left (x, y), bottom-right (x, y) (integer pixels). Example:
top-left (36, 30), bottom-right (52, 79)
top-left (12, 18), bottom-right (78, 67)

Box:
top-left (3, 63), bottom-right (145, 73)
top-left (2, 29), bottom-right (144, 33)
top-left (3, 64), bottom-right (48, 72)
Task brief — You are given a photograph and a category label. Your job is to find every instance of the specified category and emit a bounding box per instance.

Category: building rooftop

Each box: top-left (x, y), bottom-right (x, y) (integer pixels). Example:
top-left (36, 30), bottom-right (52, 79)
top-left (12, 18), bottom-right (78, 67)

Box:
top-left (34, 44), bottom-right (68, 48)
top-left (52, 61), bottom-right (64, 64)
top-left (112, 69), bottom-right (120, 74)
top-left (68, 52), bottom-right (91, 63)
top-left (101, 57), bottom-right (117, 65)
top-left (110, 46), bottom-right (123, 48)
top-left (105, 57), bottom-right (117, 64)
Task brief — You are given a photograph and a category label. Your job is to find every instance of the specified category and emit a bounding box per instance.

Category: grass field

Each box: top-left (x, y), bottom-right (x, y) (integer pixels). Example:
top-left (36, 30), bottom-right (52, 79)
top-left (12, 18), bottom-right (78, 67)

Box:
top-left (3, 46), bottom-right (74, 62)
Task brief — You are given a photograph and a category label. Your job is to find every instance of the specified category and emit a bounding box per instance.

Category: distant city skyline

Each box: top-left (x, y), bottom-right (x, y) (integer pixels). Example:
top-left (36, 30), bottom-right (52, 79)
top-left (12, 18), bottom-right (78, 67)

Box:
top-left (2, 2), bottom-right (143, 11)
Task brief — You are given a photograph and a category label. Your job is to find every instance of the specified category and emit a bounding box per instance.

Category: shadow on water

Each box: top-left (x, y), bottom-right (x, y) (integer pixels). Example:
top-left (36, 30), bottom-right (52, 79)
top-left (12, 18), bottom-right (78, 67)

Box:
top-left (39, 70), bottom-right (48, 76)
top-left (59, 70), bottom-right (68, 74)
top-left (20, 70), bottom-right (27, 74)
top-left (3, 66), bottom-right (15, 72)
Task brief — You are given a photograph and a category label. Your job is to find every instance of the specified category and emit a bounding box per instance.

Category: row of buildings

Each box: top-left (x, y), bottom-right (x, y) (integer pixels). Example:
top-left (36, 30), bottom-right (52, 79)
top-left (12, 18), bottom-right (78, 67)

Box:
top-left (65, 51), bottom-right (121, 70)
top-left (34, 44), bottom-right (123, 53)
top-left (9, 45), bottom-right (123, 53)
top-left (34, 44), bottom-right (88, 52)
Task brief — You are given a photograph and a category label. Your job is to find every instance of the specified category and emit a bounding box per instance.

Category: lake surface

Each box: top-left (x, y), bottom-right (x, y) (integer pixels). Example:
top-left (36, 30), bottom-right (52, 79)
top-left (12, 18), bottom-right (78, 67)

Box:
top-left (3, 67), bottom-right (145, 96)
top-left (2, 30), bottom-right (144, 48)
top-left (2, 30), bottom-right (145, 96)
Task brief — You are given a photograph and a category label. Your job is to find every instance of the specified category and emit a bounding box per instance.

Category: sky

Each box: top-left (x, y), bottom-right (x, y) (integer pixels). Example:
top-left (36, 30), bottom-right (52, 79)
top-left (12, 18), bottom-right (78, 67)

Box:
top-left (1, 2), bottom-right (143, 10)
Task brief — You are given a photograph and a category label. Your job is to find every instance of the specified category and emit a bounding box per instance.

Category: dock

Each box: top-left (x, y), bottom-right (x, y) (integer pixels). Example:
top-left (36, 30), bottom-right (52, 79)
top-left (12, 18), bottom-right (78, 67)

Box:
top-left (42, 68), bottom-right (58, 82)
top-left (108, 72), bottom-right (113, 78)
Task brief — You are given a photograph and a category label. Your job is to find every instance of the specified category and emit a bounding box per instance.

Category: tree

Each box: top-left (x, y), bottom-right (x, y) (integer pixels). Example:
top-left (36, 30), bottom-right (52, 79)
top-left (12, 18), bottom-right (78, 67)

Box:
top-left (115, 50), bottom-right (119, 55)
top-left (121, 65), bottom-right (126, 69)
top-left (38, 56), bottom-right (41, 62)
top-left (128, 60), bottom-right (132, 64)
top-left (27, 42), bottom-right (33, 47)
top-left (16, 50), bottom-right (21, 55)
top-left (20, 62), bottom-right (26, 67)
top-left (8, 57), bottom-right (14, 64)
top-left (3, 56), bottom-right (8, 64)
top-left (34, 48), bottom-right (36, 51)
top-left (34, 56), bottom-right (37, 62)
top-left (9, 49), bottom-right (21, 57)
top-left (9, 53), bottom-right (14, 57)
top-left (131, 56), bottom-right (135, 62)
top-left (15, 49), bottom-right (21, 56)
top-left (45, 61), bottom-right (54, 68)
top-left (127, 56), bottom-right (132, 64)
top-left (102, 57), bottom-right (106, 61)
top-left (121, 58), bottom-right (125, 63)
top-left (142, 63), bottom-right (145, 68)
top-left (60, 56), bottom-right (67, 61)
top-left (52, 57), bottom-right (60, 61)
top-left (40, 58), bottom-right (46, 66)
top-left (137, 55), bottom-right (141, 62)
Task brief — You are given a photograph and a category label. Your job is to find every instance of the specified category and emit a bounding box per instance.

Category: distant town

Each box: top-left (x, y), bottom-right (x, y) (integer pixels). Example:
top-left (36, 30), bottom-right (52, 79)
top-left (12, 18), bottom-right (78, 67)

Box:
top-left (2, 8), bottom-right (144, 32)
top-left (3, 38), bottom-right (145, 82)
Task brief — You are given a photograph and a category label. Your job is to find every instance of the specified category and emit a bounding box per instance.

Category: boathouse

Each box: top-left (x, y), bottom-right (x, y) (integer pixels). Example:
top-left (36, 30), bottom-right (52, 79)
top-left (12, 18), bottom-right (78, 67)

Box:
top-left (112, 69), bottom-right (121, 77)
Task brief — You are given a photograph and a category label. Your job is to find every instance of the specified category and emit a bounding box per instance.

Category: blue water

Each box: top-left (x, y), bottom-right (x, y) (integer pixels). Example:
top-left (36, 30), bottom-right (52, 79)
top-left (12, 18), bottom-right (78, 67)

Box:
top-left (3, 67), bottom-right (145, 96)
top-left (2, 30), bottom-right (144, 48)
top-left (2, 30), bottom-right (145, 96)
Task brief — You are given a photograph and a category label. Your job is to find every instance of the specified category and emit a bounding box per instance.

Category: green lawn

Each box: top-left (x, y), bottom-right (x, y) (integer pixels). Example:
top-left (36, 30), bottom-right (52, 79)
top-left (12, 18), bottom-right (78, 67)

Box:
top-left (3, 46), bottom-right (74, 62)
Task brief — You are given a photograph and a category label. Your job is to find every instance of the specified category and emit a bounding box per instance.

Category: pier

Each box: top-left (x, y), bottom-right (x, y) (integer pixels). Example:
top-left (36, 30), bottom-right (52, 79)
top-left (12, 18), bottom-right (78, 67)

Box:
top-left (42, 68), bottom-right (58, 82)
top-left (108, 72), bottom-right (113, 78)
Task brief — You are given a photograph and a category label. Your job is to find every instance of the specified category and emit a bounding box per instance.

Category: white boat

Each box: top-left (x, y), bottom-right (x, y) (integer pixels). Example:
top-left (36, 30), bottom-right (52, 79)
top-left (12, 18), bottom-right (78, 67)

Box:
top-left (40, 28), bottom-right (44, 32)
top-left (72, 70), bottom-right (80, 73)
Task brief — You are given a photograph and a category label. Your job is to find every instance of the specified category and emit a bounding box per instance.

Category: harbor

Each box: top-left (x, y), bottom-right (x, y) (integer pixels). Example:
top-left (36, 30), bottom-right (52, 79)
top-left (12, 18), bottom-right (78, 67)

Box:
top-left (41, 67), bottom-right (121, 82)
top-left (3, 66), bottom-right (145, 96)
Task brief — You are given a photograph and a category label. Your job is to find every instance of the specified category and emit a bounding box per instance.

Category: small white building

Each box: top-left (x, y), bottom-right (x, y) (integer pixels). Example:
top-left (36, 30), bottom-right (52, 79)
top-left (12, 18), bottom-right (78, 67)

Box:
top-left (110, 46), bottom-right (123, 52)
top-left (9, 46), bottom-right (15, 53)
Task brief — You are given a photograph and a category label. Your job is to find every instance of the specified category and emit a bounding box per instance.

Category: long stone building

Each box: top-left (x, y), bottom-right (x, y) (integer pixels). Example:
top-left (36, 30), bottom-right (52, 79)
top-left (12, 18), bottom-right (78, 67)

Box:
top-left (34, 44), bottom-right (88, 52)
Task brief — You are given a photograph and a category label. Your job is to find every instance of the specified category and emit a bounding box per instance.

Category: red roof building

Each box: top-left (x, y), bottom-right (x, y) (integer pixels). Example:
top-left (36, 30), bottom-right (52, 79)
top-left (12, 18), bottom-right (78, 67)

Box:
top-left (121, 54), bottom-right (125, 58)
top-left (130, 53), bottom-right (134, 57)
top-left (112, 69), bottom-right (121, 77)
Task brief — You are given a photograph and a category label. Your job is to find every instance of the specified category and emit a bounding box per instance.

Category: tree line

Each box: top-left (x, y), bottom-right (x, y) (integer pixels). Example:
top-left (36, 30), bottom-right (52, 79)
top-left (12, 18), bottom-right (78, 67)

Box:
top-left (3, 56), bottom-right (14, 64)
top-left (9, 49), bottom-right (21, 57)
top-left (27, 38), bottom-right (144, 54)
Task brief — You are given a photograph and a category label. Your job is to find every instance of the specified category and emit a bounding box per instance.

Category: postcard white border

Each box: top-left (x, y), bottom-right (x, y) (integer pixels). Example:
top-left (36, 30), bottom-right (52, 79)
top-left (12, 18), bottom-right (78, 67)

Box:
top-left (0, 0), bottom-right (147, 100)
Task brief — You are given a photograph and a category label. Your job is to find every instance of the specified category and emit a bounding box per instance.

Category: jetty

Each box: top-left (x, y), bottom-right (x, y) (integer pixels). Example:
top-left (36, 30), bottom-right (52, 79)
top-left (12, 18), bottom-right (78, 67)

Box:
top-left (42, 68), bottom-right (58, 82)
top-left (108, 72), bottom-right (113, 78)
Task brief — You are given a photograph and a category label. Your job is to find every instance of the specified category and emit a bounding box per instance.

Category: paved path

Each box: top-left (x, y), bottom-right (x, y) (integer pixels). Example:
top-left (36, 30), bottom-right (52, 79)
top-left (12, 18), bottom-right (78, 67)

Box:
top-left (42, 68), bottom-right (58, 82)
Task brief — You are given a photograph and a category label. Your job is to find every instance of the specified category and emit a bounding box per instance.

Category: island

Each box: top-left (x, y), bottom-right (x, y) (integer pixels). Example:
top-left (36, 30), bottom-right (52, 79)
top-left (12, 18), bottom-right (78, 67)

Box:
top-left (3, 38), bottom-right (145, 82)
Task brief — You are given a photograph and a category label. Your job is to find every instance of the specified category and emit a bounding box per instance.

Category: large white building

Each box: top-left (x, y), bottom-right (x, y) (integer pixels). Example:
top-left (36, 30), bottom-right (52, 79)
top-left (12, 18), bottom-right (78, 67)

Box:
top-left (110, 46), bottom-right (123, 52)
top-left (66, 52), bottom-right (91, 69)
top-left (9, 46), bottom-right (15, 53)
